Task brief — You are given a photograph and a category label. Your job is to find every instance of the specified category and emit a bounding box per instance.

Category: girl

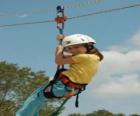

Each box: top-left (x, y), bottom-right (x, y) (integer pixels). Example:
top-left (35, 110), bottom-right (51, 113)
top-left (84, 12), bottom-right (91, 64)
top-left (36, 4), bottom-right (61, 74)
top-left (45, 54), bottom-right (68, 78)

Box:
top-left (16, 34), bottom-right (103, 116)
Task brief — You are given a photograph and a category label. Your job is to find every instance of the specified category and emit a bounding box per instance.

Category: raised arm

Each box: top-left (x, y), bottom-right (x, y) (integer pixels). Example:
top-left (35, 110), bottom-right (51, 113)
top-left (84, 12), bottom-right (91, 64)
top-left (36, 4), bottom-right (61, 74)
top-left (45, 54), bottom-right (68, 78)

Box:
top-left (55, 45), bottom-right (75, 65)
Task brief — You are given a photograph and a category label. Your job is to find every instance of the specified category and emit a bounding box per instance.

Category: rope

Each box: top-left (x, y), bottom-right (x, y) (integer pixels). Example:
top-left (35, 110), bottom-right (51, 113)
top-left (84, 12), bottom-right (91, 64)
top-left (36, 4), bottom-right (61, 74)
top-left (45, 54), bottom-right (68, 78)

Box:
top-left (50, 6), bottom-right (67, 116)
top-left (0, 3), bottom-right (140, 28)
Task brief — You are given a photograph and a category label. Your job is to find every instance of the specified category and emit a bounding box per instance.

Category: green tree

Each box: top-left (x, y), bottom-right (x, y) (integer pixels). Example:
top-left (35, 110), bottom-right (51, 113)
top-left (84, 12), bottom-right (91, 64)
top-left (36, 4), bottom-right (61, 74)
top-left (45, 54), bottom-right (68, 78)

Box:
top-left (130, 114), bottom-right (140, 116)
top-left (68, 109), bottom-right (126, 116)
top-left (114, 113), bottom-right (125, 116)
top-left (68, 113), bottom-right (85, 116)
top-left (0, 61), bottom-right (62, 116)
top-left (92, 109), bottom-right (114, 116)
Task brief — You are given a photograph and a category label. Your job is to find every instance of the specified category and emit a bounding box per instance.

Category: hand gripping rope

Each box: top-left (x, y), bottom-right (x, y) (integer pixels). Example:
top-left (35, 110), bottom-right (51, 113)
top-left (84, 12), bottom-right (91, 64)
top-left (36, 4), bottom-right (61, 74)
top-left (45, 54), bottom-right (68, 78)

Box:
top-left (55, 5), bottom-right (67, 69)
top-left (51, 5), bottom-right (68, 116)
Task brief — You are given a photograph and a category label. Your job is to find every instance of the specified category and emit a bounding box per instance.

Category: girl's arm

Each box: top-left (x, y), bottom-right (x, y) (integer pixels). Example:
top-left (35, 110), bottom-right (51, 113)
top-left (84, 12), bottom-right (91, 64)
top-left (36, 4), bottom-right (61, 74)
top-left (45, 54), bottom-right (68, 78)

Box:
top-left (55, 45), bottom-right (75, 65)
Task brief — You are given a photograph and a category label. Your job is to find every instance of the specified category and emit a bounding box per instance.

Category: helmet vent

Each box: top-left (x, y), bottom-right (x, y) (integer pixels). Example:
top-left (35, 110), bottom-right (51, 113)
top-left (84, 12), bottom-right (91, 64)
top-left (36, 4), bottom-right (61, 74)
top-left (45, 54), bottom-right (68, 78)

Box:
top-left (81, 38), bottom-right (85, 41)
top-left (65, 41), bottom-right (71, 44)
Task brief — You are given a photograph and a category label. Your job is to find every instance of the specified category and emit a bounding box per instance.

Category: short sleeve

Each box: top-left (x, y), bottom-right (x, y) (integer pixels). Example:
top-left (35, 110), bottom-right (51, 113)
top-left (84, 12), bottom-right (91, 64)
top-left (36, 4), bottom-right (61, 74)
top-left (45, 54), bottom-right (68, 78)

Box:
top-left (72, 54), bottom-right (89, 63)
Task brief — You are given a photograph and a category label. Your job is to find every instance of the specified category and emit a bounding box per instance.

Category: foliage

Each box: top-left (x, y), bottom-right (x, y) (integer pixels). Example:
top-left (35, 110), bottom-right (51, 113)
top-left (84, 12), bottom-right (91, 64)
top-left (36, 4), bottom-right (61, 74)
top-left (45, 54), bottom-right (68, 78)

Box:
top-left (0, 61), bottom-right (61, 116)
top-left (68, 109), bottom-right (139, 116)
top-left (130, 114), bottom-right (140, 116)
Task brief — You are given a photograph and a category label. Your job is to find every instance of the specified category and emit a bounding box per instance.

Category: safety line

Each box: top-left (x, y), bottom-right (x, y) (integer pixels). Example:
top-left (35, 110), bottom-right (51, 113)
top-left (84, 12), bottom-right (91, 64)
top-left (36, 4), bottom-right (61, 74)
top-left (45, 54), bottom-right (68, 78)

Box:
top-left (0, 3), bottom-right (140, 28)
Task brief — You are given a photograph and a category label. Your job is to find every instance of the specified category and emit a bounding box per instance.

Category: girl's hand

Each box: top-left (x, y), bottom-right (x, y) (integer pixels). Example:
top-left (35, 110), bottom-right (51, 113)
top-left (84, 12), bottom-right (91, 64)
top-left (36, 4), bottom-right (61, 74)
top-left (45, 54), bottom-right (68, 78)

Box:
top-left (55, 45), bottom-right (75, 65)
top-left (56, 45), bottom-right (64, 52)
top-left (55, 45), bottom-right (64, 57)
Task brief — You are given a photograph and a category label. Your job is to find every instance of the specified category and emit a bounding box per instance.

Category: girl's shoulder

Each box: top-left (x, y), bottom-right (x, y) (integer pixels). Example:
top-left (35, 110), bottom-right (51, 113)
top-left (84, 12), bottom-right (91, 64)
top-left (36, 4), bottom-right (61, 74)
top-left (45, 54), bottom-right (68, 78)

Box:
top-left (72, 54), bottom-right (88, 62)
top-left (89, 54), bottom-right (100, 61)
top-left (72, 54), bottom-right (97, 61)
top-left (73, 53), bottom-right (99, 58)
top-left (72, 54), bottom-right (100, 63)
top-left (72, 54), bottom-right (87, 58)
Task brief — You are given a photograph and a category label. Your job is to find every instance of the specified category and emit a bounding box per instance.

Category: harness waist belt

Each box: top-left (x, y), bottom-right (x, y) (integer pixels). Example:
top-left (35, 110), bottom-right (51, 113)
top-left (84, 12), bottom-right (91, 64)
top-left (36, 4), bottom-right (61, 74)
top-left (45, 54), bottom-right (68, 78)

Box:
top-left (58, 74), bottom-right (86, 89)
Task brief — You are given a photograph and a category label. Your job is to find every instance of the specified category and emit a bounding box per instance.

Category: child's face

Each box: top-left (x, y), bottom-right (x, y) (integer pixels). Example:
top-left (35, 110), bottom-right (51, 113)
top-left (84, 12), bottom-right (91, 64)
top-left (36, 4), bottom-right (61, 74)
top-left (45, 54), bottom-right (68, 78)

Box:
top-left (65, 44), bottom-right (87, 55)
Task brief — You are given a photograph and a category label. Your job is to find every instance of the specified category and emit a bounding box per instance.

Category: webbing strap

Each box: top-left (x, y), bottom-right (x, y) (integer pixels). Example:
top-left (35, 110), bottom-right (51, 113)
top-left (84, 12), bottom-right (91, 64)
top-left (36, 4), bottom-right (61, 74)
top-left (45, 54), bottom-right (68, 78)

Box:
top-left (51, 98), bottom-right (69, 116)
top-left (75, 94), bottom-right (79, 107)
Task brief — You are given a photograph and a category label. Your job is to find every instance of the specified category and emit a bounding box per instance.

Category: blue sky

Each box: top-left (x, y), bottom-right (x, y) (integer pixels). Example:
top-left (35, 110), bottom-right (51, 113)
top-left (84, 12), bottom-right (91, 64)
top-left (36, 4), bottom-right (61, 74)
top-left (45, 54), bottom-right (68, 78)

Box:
top-left (0, 0), bottom-right (140, 115)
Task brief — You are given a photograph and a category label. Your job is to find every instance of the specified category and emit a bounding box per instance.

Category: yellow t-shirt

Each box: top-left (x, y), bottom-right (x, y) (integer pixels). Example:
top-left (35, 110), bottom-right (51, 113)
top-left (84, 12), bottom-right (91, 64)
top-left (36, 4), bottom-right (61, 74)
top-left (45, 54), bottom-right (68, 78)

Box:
top-left (62, 54), bottom-right (100, 84)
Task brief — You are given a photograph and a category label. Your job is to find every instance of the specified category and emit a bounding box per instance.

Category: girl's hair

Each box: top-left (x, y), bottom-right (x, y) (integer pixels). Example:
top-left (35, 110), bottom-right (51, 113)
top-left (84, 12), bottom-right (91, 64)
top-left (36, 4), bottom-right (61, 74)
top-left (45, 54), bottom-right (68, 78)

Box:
top-left (85, 44), bottom-right (104, 61)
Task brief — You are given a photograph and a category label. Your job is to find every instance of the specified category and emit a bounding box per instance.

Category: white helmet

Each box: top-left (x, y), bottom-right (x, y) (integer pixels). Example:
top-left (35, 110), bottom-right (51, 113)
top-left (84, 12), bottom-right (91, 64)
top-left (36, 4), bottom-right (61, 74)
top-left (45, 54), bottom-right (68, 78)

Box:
top-left (62, 34), bottom-right (96, 47)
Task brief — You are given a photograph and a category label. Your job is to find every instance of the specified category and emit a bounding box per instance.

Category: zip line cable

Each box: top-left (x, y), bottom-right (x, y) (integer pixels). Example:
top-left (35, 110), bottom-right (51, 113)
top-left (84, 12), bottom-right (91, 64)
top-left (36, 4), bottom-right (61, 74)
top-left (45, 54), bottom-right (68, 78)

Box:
top-left (0, 3), bottom-right (140, 28)
top-left (0, 19), bottom-right (54, 28)
top-left (68, 3), bottom-right (140, 20)
top-left (0, 0), bottom-right (104, 17)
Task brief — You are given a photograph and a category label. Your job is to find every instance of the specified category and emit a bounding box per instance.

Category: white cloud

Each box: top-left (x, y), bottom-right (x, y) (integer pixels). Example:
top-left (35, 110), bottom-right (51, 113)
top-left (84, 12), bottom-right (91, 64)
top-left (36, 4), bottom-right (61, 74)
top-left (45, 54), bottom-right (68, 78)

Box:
top-left (91, 30), bottom-right (140, 97)
top-left (93, 74), bottom-right (140, 97)
top-left (108, 30), bottom-right (140, 52)
top-left (107, 45), bottom-right (130, 52)
top-left (99, 50), bottom-right (140, 76)
top-left (130, 30), bottom-right (140, 47)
